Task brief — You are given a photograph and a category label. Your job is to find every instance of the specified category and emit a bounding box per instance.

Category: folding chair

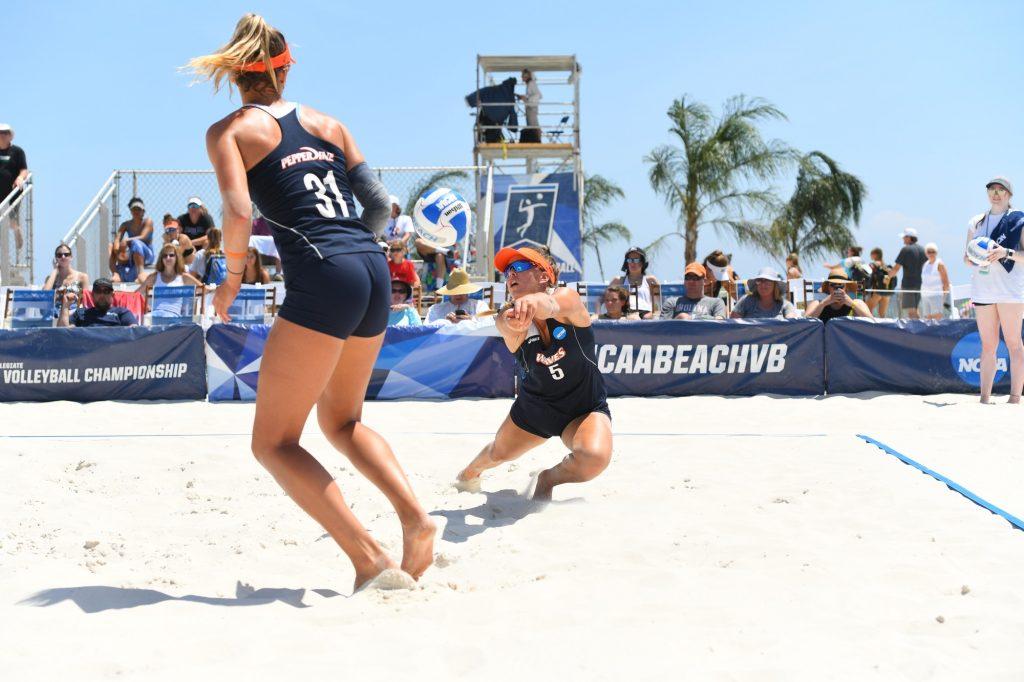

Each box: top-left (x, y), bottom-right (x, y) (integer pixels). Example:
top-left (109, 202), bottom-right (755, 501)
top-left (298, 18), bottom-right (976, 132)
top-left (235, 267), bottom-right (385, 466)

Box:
top-left (225, 285), bottom-right (271, 324)
top-left (546, 115), bottom-right (570, 143)
top-left (4, 289), bottom-right (56, 329)
top-left (575, 282), bottom-right (608, 316)
top-left (653, 283), bottom-right (687, 318)
top-left (147, 285), bottom-right (203, 326)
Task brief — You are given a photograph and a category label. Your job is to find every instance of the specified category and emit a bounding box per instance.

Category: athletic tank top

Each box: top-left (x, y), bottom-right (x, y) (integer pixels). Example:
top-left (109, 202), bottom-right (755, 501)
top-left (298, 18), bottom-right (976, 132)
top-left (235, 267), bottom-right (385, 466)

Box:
top-left (921, 259), bottom-right (943, 293)
top-left (516, 318), bottom-right (606, 402)
top-left (243, 103), bottom-right (379, 264)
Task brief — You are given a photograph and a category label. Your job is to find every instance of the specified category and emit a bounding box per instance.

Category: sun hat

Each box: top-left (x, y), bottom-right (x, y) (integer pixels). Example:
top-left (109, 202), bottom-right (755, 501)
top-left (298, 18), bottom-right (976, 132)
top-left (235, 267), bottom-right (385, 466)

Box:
top-left (820, 268), bottom-right (854, 293)
top-left (684, 262), bottom-right (706, 278)
top-left (986, 176), bottom-right (1013, 195)
top-left (494, 246), bottom-right (556, 285)
top-left (746, 266), bottom-right (785, 293)
top-left (436, 268), bottom-right (482, 296)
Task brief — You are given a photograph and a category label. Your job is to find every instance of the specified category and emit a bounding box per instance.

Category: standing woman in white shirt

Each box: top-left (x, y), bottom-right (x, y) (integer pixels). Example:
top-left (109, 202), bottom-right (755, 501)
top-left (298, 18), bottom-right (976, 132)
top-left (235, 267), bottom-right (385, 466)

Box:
top-left (919, 243), bottom-right (950, 320)
top-left (517, 68), bottom-right (542, 143)
top-left (967, 177), bottom-right (1024, 404)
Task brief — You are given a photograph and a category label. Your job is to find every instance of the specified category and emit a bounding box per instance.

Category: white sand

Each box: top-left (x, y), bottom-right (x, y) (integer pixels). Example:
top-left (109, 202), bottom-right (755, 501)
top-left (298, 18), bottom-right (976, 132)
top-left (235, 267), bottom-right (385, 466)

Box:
top-left (2, 394), bottom-right (1024, 681)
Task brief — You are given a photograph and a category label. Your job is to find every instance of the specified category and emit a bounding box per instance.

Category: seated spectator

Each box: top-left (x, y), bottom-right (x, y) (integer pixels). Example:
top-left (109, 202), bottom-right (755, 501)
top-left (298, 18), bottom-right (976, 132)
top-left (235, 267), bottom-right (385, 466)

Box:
top-left (609, 246), bottom-right (659, 319)
top-left (384, 195), bottom-right (416, 248)
top-left (177, 196), bottom-right (215, 250)
top-left (425, 269), bottom-right (489, 323)
top-left (805, 269), bottom-right (874, 322)
top-left (57, 278), bottom-right (137, 328)
top-left (109, 241), bottom-right (142, 284)
top-left (161, 214), bottom-right (196, 266)
top-left (241, 246), bottom-right (272, 284)
top-left (595, 284), bottom-right (640, 321)
top-left (112, 196), bottom-right (155, 274)
top-left (415, 232), bottom-right (448, 291)
top-left (388, 238), bottom-right (421, 288)
top-left (702, 249), bottom-right (740, 303)
top-left (144, 244), bottom-right (203, 315)
top-left (731, 267), bottom-right (799, 319)
top-left (188, 227), bottom-right (228, 286)
top-left (388, 276), bottom-right (422, 327)
top-left (659, 263), bottom-right (727, 320)
top-left (43, 243), bottom-right (90, 294)
top-left (785, 252), bottom-right (802, 280)
top-left (866, 247), bottom-right (897, 318)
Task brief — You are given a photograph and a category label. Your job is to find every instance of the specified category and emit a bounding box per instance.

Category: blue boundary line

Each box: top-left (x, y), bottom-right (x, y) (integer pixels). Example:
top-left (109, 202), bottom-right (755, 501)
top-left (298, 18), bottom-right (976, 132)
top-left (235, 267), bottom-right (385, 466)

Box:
top-left (858, 434), bottom-right (1024, 532)
top-left (0, 431), bottom-right (828, 440)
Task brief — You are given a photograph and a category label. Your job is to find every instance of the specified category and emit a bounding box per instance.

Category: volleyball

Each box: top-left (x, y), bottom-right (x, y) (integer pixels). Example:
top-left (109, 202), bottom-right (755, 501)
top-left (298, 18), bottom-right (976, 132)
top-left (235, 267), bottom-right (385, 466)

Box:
top-left (413, 187), bottom-right (472, 248)
top-left (967, 236), bottom-right (995, 266)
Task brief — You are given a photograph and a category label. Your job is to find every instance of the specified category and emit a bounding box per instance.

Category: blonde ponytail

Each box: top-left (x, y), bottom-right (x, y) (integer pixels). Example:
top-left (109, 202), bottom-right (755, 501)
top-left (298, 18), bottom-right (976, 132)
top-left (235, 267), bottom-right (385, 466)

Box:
top-left (184, 13), bottom-right (287, 94)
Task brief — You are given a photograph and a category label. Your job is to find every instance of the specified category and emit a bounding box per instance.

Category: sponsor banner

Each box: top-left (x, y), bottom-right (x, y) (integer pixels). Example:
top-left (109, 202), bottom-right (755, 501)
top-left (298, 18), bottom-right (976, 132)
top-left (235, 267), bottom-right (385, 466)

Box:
top-left (593, 319), bottom-right (825, 397)
top-left (826, 318), bottom-right (1014, 394)
top-left (0, 325), bottom-right (207, 402)
top-left (488, 172), bottom-right (582, 282)
top-left (205, 321), bottom-right (517, 402)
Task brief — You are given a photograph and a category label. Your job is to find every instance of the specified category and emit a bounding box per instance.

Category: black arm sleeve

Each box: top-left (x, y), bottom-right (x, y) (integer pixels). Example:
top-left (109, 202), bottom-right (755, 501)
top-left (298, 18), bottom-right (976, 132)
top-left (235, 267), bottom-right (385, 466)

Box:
top-left (347, 162), bottom-right (390, 235)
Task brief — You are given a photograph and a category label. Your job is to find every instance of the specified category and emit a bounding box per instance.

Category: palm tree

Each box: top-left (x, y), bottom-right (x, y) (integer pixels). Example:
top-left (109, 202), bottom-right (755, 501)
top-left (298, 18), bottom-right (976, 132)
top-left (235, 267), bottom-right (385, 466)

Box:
top-left (740, 151), bottom-right (866, 265)
top-left (644, 95), bottom-right (793, 263)
top-left (581, 174), bottom-right (631, 280)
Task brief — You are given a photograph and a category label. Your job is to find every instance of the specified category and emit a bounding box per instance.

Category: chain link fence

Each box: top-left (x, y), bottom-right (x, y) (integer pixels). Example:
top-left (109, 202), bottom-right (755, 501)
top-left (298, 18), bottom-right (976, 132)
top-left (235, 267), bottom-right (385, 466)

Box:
top-left (0, 174), bottom-right (35, 286)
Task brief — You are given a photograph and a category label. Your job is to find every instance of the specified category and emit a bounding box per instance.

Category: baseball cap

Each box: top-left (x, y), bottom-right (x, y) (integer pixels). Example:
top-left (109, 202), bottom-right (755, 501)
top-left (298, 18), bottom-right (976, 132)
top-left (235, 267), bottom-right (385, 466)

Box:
top-left (684, 262), bottom-right (706, 278)
top-left (986, 176), bottom-right (1013, 195)
top-left (0, 123), bottom-right (11, 133)
top-left (897, 227), bottom-right (918, 238)
top-left (187, 196), bottom-right (204, 208)
top-left (389, 194), bottom-right (401, 208)
top-left (92, 277), bottom-right (115, 292)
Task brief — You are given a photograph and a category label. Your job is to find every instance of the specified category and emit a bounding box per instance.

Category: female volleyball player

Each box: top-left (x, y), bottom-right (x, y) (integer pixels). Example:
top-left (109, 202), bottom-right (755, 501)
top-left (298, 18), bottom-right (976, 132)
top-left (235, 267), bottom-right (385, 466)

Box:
top-left (455, 247), bottom-right (613, 501)
top-left (967, 177), bottom-right (1024, 404)
top-left (189, 14), bottom-right (434, 588)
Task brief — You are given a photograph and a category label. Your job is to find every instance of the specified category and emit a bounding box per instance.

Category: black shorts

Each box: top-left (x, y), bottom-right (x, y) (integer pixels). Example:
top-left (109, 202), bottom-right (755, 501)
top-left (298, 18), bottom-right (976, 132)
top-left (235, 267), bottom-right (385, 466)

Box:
top-left (278, 250), bottom-right (390, 339)
top-left (901, 291), bottom-right (921, 309)
top-left (510, 388), bottom-right (611, 440)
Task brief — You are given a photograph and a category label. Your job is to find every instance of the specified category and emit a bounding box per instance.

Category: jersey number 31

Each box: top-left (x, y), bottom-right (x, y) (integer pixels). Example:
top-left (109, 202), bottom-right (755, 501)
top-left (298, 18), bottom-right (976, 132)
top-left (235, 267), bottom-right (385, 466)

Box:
top-left (304, 170), bottom-right (351, 219)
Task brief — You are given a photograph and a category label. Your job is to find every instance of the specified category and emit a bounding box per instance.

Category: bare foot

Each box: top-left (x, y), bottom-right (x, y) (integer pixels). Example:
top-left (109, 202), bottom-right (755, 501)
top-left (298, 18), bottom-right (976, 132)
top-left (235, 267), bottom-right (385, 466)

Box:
top-left (531, 469), bottom-right (555, 501)
top-left (1010, 396), bottom-right (1021, 405)
top-left (355, 567), bottom-right (417, 593)
top-left (401, 516), bottom-right (437, 580)
top-left (353, 554), bottom-right (400, 592)
top-left (454, 468), bottom-right (482, 493)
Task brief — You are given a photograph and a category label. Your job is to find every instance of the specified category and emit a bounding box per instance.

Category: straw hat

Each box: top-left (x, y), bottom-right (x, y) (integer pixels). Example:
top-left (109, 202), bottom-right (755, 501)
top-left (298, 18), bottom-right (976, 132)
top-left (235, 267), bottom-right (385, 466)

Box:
top-left (435, 269), bottom-right (481, 296)
top-left (820, 268), bottom-right (854, 292)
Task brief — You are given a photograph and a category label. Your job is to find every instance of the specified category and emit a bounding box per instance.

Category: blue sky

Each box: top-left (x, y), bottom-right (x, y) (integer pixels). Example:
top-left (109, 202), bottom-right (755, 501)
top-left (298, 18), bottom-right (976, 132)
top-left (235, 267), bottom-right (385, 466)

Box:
top-left (7, 0), bottom-right (1022, 286)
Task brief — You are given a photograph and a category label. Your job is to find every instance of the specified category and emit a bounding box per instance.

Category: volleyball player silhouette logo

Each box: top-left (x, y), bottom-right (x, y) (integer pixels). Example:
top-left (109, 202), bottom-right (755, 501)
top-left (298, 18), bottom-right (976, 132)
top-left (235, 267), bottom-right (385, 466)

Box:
top-left (187, 13), bottom-right (435, 592)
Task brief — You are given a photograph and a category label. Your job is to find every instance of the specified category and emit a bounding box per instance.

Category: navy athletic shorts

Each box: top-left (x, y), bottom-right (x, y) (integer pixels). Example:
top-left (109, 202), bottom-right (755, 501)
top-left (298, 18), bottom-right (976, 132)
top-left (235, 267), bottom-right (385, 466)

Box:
top-left (510, 388), bottom-right (611, 440)
top-left (278, 250), bottom-right (390, 339)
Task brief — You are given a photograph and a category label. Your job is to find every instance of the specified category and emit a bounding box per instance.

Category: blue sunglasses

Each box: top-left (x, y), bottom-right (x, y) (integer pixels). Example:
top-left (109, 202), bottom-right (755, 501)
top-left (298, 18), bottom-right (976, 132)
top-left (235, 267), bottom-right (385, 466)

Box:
top-left (503, 260), bottom-right (535, 277)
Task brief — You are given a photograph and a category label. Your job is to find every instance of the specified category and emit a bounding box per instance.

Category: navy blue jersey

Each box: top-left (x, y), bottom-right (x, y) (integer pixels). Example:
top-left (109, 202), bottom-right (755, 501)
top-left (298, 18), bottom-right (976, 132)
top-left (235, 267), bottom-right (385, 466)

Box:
top-left (244, 103), bottom-right (379, 264)
top-left (516, 318), bottom-right (606, 402)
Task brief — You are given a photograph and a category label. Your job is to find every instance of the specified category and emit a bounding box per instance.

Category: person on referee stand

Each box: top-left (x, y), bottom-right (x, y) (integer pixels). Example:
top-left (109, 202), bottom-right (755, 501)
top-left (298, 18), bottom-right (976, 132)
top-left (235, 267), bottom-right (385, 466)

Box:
top-left (57, 278), bottom-right (138, 327)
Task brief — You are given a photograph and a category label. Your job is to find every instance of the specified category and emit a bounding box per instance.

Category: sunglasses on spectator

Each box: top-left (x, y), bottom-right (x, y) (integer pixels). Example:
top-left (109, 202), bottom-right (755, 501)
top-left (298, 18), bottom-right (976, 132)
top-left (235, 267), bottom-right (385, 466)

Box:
top-left (391, 288), bottom-right (407, 295)
top-left (56, 252), bottom-right (72, 259)
top-left (625, 257), bottom-right (643, 263)
top-left (504, 260), bottom-right (535, 277)
top-left (684, 274), bottom-right (702, 281)
top-left (162, 253), bottom-right (177, 259)
top-left (988, 186), bottom-right (1008, 195)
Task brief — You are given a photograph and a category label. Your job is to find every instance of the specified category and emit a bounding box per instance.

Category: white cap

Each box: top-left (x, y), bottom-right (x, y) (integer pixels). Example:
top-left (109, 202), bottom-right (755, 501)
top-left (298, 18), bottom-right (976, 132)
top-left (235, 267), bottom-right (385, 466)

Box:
top-left (389, 194), bottom-right (401, 208)
top-left (187, 196), bottom-right (203, 208)
top-left (0, 123), bottom-right (11, 133)
top-left (924, 242), bottom-right (938, 253)
top-left (897, 227), bottom-right (918, 238)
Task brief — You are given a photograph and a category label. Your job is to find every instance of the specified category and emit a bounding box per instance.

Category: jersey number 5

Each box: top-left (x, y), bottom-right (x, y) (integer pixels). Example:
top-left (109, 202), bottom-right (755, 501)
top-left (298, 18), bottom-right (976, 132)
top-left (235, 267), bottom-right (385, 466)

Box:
top-left (548, 363), bottom-right (565, 381)
top-left (304, 170), bottom-right (351, 219)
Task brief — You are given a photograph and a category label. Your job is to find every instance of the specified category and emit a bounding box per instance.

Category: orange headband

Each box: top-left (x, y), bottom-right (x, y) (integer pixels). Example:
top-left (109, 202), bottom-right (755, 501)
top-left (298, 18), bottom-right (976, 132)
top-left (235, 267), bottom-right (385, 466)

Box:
top-left (237, 46), bottom-right (295, 73)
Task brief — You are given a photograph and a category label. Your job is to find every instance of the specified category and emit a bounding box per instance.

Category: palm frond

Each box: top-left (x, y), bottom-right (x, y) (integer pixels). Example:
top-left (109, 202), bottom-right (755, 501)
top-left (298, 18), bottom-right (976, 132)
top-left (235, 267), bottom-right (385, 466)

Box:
top-left (402, 170), bottom-right (470, 216)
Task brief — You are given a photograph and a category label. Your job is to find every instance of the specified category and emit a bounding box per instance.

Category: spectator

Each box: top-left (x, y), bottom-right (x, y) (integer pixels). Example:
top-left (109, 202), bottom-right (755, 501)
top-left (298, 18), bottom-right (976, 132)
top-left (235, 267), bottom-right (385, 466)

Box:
top-left (888, 228), bottom-right (927, 319)
top-left (805, 269), bottom-right (873, 322)
top-left (109, 241), bottom-right (142, 284)
top-left (384, 195), bottom-right (416, 248)
top-left (113, 197), bottom-right (155, 274)
top-left (659, 263), bottom-right (727, 320)
top-left (388, 276), bottom-right (421, 327)
top-left (388, 238), bottom-right (421, 288)
top-left (701, 249), bottom-right (740, 303)
top-left (42, 243), bottom-right (90, 294)
top-left (144, 244), bottom-right (203, 315)
top-left (0, 123), bottom-right (28, 257)
top-left (610, 246), bottom-right (659, 319)
top-left (241, 246), bottom-right (272, 285)
top-left (595, 284), bottom-right (640, 321)
top-left (161, 214), bottom-right (196, 265)
top-left (414, 231), bottom-right (448, 290)
top-left (866, 247), bottom-right (897, 318)
top-left (425, 269), bottom-right (488, 323)
top-left (189, 227), bottom-right (228, 286)
top-left (825, 245), bottom-right (872, 290)
top-left (516, 68), bottom-right (542, 143)
top-left (785, 252), bottom-right (802, 280)
top-left (731, 267), bottom-right (799, 319)
top-left (177, 196), bottom-right (215, 250)
top-left (57, 278), bottom-right (137, 328)
top-left (919, 242), bottom-right (950, 320)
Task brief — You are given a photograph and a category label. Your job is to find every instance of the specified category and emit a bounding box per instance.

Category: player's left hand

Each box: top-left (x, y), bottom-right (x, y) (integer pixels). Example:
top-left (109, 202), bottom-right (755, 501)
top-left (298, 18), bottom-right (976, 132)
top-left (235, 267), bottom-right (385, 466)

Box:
top-left (502, 306), bottom-right (532, 332)
top-left (512, 295), bottom-right (538, 322)
top-left (212, 279), bottom-right (240, 323)
top-left (988, 246), bottom-right (1008, 262)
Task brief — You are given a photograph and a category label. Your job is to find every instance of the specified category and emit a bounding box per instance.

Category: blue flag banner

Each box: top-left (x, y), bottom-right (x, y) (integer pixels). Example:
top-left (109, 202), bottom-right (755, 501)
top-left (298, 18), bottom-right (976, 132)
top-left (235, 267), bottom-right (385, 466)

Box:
top-left (488, 172), bottom-right (582, 282)
top-left (205, 322), bottom-right (517, 402)
top-left (0, 325), bottom-right (207, 402)
top-left (592, 319), bottom-right (825, 397)
top-left (825, 318), bottom-right (1016, 394)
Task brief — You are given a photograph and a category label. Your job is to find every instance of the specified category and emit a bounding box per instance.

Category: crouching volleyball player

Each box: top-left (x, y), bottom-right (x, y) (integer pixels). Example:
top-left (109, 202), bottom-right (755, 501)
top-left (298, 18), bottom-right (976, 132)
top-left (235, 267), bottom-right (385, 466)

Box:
top-left (456, 247), bottom-right (613, 500)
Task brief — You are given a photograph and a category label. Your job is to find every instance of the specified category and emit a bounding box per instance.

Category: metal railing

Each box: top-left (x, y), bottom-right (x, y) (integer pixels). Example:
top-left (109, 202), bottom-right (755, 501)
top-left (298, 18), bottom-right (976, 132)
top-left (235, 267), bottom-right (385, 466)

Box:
top-left (0, 172), bottom-right (34, 286)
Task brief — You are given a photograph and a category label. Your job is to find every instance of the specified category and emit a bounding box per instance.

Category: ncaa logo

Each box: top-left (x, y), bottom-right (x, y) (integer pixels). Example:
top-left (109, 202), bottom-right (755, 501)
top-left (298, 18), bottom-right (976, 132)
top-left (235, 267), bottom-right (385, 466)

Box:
top-left (950, 331), bottom-right (1008, 386)
top-left (552, 326), bottom-right (567, 341)
top-left (501, 183), bottom-right (559, 249)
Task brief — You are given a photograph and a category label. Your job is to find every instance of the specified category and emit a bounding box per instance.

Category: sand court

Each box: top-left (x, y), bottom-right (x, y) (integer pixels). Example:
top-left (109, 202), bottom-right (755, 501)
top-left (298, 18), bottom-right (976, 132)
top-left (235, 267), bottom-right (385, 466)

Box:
top-left (2, 395), bottom-right (1024, 680)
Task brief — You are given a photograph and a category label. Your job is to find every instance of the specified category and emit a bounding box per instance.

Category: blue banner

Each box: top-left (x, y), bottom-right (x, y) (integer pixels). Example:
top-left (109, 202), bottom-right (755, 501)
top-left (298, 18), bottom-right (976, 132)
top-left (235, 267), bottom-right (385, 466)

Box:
top-left (205, 322), bottom-right (516, 402)
top-left (0, 325), bottom-right (207, 402)
top-left (825, 318), bottom-right (1018, 394)
top-left (488, 172), bottom-right (582, 282)
top-left (593, 319), bottom-right (825, 397)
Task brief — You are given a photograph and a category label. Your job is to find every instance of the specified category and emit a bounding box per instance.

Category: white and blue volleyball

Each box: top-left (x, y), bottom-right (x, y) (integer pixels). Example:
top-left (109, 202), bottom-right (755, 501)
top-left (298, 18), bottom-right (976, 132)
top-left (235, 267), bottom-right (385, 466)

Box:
top-left (413, 187), bottom-right (471, 248)
top-left (967, 236), bottom-right (995, 266)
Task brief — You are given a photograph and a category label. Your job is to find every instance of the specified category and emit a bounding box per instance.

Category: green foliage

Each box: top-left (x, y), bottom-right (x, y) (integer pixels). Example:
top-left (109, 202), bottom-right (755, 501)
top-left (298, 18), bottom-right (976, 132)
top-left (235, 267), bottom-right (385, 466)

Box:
top-left (581, 174), bottom-right (631, 280)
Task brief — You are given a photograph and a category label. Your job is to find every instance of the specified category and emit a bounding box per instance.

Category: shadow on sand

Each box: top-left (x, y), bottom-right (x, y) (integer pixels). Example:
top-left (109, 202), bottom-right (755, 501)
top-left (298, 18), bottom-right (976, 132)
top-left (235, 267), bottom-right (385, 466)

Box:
top-left (430, 488), bottom-right (581, 544)
top-left (19, 581), bottom-right (343, 613)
